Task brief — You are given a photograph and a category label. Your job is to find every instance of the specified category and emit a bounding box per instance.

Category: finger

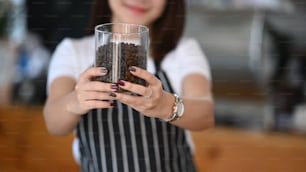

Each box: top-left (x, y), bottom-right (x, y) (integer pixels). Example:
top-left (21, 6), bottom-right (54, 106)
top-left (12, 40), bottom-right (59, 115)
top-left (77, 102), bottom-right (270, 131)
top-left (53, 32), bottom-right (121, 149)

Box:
top-left (78, 91), bottom-right (116, 101)
top-left (78, 81), bottom-right (117, 92)
top-left (128, 66), bottom-right (157, 85)
top-left (118, 80), bottom-right (147, 96)
top-left (143, 86), bottom-right (153, 99)
top-left (115, 92), bottom-right (142, 106)
top-left (84, 100), bottom-right (115, 109)
top-left (116, 81), bottom-right (156, 108)
top-left (79, 67), bottom-right (108, 82)
top-left (115, 92), bottom-right (154, 112)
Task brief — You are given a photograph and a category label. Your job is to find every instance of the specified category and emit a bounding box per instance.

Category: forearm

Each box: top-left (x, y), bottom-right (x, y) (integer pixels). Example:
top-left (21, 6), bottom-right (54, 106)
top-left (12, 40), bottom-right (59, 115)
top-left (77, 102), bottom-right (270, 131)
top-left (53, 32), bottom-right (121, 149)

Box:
top-left (169, 74), bottom-right (214, 131)
top-left (171, 97), bottom-right (214, 131)
top-left (43, 91), bottom-right (81, 136)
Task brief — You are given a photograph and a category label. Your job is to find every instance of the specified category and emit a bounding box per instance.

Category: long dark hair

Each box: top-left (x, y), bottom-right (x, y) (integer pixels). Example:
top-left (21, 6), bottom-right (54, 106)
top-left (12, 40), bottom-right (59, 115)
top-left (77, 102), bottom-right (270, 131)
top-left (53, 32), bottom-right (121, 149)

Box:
top-left (87, 0), bottom-right (185, 65)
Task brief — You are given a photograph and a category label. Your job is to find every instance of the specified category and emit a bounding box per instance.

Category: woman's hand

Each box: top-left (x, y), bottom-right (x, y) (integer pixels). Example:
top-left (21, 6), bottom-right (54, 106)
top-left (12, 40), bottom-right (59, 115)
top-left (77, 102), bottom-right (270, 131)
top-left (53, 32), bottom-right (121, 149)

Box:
top-left (44, 66), bottom-right (119, 135)
top-left (73, 67), bottom-right (117, 115)
top-left (112, 66), bottom-right (174, 120)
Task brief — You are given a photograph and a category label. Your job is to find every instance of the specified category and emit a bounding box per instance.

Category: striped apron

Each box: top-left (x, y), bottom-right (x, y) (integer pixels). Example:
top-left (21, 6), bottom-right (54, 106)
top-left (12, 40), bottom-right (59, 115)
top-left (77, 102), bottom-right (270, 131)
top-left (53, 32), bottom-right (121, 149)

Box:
top-left (76, 69), bottom-right (197, 172)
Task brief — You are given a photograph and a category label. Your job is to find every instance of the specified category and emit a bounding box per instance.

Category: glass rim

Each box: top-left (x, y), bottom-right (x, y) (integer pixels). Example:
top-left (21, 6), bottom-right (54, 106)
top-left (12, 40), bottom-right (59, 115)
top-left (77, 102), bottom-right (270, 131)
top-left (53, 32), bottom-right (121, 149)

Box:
top-left (95, 23), bottom-right (149, 34)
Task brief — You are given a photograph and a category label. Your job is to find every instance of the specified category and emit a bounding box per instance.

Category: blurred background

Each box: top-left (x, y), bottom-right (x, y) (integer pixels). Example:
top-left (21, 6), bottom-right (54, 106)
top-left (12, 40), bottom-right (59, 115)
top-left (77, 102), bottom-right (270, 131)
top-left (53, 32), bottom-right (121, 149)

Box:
top-left (0, 0), bottom-right (306, 171)
top-left (186, 0), bottom-right (306, 132)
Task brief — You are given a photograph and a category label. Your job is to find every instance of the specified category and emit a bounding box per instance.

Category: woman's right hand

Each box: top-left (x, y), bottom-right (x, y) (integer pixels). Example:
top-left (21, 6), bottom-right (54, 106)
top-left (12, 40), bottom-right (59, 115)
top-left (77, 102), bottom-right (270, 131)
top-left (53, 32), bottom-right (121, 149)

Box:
top-left (73, 67), bottom-right (117, 115)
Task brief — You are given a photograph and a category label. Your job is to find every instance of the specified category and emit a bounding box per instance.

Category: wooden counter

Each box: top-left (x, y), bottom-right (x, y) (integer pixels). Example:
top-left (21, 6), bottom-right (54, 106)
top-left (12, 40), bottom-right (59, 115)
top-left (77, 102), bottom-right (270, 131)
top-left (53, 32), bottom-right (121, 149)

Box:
top-left (0, 106), bottom-right (78, 171)
top-left (192, 127), bottom-right (306, 172)
top-left (1, 106), bottom-right (306, 171)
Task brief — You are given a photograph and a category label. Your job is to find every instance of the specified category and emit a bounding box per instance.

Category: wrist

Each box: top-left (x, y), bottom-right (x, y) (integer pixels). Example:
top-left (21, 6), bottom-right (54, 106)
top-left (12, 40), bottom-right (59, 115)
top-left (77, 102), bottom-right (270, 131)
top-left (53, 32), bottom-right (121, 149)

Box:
top-left (162, 94), bottom-right (185, 122)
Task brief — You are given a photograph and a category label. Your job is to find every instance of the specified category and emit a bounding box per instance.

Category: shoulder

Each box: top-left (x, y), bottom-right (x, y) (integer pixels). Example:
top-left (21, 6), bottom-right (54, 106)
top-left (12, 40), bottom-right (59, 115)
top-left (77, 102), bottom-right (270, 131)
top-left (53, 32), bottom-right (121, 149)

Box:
top-left (177, 37), bottom-right (202, 48)
top-left (176, 37), bottom-right (203, 53)
top-left (51, 35), bottom-right (94, 65)
top-left (55, 36), bottom-right (94, 53)
top-left (163, 37), bottom-right (206, 64)
top-left (48, 35), bottom-right (94, 85)
top-left (47, 38), bottom-right (80, 92)
top-left (161, 37), bottom-right (211, 93)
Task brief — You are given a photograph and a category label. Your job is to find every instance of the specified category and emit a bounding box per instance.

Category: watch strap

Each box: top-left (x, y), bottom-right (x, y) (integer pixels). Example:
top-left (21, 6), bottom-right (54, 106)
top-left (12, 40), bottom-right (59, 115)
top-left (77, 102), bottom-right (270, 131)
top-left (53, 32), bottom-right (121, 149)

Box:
top-left (163, 94), bottom-right (183, 122)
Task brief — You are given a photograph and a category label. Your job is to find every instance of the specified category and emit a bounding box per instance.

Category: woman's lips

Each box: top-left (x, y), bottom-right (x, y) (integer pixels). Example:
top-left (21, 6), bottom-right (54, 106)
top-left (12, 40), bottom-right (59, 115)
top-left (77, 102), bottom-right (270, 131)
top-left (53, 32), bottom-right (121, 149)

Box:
top-left (126, 4), bottom-right (147, 14)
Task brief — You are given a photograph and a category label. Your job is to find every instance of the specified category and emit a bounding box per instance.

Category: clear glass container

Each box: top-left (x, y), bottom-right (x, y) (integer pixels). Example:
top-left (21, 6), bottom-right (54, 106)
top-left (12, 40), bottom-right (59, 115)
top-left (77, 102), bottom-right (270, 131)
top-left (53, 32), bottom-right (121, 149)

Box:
top-left (95, 23), bottom-right (149, 93)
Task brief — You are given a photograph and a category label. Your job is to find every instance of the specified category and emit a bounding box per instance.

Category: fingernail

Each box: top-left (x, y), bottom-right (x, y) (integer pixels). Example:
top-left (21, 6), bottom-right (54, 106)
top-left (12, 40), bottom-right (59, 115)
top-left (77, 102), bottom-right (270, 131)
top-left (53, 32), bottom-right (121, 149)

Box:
top-left (129, 66), bottom-right (136, 72)
top-left (101, 67), bottom-right (108, 74)
top-left (119, 80), bottom-right (125, 86)
top-left (109, 92), bottom-right (117, 97)
top-left (110, 102), bottom-right (116, 107)
top-left (111, 84), bottom-right (118, 90)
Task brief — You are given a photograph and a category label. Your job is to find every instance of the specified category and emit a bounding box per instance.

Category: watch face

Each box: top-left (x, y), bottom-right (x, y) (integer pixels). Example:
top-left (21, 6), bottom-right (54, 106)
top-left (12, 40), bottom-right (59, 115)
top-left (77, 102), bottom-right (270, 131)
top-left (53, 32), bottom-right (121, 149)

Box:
top-left (177, 101), bottom-right (185, 117)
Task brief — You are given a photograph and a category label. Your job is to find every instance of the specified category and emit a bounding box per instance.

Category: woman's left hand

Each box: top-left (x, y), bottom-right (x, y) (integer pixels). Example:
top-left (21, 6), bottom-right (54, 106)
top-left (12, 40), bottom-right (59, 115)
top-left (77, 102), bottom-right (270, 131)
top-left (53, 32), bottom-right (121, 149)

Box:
top-left (113, 66), bottom-right (173, 120)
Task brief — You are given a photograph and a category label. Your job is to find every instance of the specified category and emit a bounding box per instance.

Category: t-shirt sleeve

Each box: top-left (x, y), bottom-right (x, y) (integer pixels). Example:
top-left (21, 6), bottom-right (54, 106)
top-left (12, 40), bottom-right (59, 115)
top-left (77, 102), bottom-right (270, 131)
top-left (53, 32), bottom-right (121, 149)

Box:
top-left (162, 38), bottom-right (212, 94)
top-left (177, 38), bottom-right (211, 82)
top-left (47, 38), bottom-right (77, 94)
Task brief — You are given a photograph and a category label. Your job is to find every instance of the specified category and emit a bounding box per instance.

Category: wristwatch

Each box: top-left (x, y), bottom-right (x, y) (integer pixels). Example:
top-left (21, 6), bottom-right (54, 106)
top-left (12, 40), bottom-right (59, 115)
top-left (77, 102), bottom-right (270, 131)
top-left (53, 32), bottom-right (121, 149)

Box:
top-left (164, 94), bottom-right (185, 122)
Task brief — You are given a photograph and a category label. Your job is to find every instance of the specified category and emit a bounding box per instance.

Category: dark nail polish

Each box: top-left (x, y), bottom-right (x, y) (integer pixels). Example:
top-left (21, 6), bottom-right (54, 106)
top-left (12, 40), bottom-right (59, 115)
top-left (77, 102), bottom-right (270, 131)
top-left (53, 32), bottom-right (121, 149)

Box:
top-left (101, 67), bottom-right (108, 74)
top-left (111, 84), bottom-right (118, 90)
top-left (109, 92), bottom-right (117, 97)
top-left (110, 102), bottom-right (116, 107)
top-left (119, 80), bottom-right (125, 86)
top-left (129, 66), bottom-right (136, 72)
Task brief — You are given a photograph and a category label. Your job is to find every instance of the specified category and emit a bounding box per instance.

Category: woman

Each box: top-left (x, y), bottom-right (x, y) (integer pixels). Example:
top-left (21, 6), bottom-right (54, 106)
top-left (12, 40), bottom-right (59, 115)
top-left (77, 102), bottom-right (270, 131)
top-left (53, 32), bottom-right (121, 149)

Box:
top-left (43, 0), bottom-right (214, 171)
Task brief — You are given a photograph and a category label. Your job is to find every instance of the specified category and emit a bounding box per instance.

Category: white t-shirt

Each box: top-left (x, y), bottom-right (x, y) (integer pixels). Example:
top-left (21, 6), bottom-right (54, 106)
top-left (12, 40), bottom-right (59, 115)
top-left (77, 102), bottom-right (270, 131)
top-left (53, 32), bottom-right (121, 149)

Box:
top-left (47, 35), bottom-right (211, 94)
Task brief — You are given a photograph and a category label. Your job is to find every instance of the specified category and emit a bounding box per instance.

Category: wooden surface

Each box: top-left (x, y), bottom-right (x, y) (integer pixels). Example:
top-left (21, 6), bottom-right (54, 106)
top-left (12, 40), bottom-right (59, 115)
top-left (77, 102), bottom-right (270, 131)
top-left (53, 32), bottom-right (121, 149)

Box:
top-left (1, 106), bottom-right (306, 172)
top-left (192, 128), bottom-right (306, 172)
top-left (0, 106), bottom-right (79, 172)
